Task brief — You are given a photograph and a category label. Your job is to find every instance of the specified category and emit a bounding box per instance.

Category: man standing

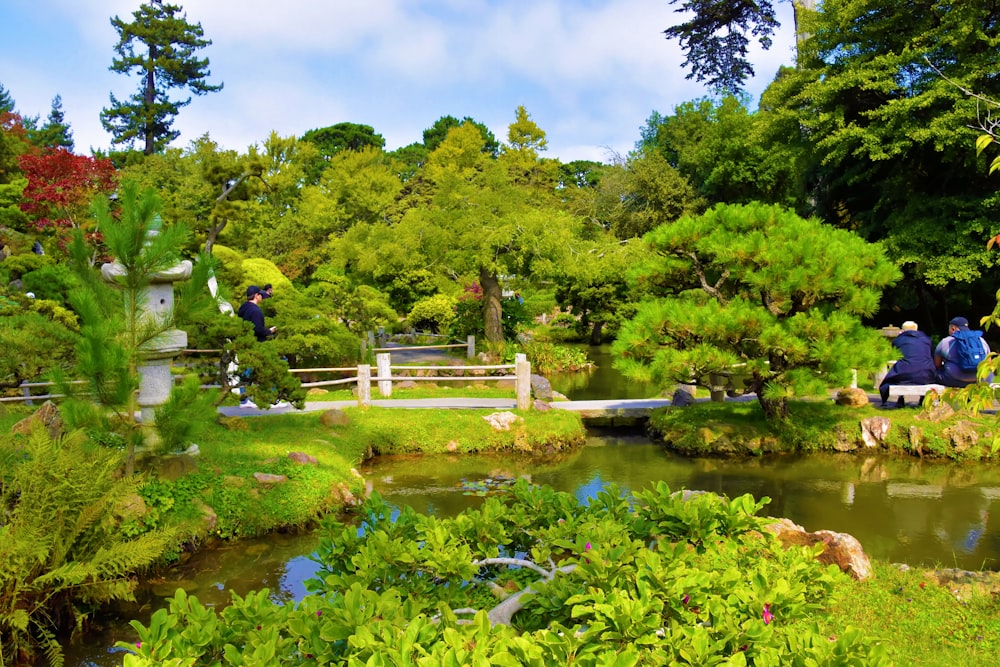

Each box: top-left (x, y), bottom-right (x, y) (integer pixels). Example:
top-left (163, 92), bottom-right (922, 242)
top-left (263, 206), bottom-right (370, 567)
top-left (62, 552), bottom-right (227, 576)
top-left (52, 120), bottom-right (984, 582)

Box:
top-left (934, 316), bottom-right (992, 387)
top-left (237, 285), bottom-right (276, 342)
top-left (234, 285), bottom-right (278, 408)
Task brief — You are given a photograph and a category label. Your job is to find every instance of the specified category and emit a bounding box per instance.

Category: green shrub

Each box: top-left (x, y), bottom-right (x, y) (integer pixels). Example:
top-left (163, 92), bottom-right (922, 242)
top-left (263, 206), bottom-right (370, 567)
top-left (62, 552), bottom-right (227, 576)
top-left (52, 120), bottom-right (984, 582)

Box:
top-left (0, 253), bottom-right (51, 280)
top-left (20, 263), bottom-right (80, 303)
top-left (117, 481), bottom-right (888, 665)
top-left (406, 293), bottom-right (457, 333)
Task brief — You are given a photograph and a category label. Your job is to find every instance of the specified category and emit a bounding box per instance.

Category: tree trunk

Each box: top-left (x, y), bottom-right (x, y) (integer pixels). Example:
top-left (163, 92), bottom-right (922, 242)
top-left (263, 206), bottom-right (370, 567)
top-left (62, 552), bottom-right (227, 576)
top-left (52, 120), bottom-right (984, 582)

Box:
top-left (757, 393), bottom-right (788, 421)
top-left (791, 0), bottom-right (816, 51)
top-left (144, 45), bottom-right (157, 155)
top-left (749, 371), bottom-right (788, 421)
top-left (479, 267), bottom-right (504, 346)
top-left (589, 320), bottom-right (604, 345)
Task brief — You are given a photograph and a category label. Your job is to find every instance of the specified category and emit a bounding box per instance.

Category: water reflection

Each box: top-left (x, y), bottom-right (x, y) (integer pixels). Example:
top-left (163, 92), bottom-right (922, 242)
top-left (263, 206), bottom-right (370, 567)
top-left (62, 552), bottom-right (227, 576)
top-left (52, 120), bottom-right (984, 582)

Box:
top-left (548, 344), bottom-right (659, 400)
top-left (361, 432), bottom-right (1000, 572)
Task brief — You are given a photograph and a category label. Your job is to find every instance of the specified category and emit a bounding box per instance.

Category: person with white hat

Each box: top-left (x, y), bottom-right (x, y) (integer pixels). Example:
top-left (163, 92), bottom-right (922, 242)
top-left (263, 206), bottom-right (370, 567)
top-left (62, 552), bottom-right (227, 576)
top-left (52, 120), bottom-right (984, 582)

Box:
top-left (878, 321), bottom-right (936, 406)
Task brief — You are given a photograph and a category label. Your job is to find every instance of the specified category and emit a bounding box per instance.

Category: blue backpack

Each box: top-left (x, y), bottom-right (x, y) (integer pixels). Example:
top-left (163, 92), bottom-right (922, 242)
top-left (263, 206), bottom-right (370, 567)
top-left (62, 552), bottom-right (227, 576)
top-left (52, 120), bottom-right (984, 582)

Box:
top-left (951, 329), bottom-right (985, 371)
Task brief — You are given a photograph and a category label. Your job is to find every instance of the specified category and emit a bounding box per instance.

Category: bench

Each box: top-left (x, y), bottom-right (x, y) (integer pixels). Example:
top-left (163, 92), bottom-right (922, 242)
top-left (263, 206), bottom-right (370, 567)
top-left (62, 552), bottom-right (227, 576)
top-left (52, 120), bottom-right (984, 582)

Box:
top-left (885, 384), bottom-right (947, 406)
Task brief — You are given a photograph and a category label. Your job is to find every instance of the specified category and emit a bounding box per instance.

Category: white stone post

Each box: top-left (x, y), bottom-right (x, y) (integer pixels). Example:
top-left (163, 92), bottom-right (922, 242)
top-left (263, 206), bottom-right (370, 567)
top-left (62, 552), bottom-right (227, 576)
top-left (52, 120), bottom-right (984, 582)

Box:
top-left (357, 364), bottom-right (371, 407)
top-left (376, 352), bottom-right (392, 397)
top-left (515, 353), bottom-right (531, 410)
top-left (467, 335), bottom-right (476, 359)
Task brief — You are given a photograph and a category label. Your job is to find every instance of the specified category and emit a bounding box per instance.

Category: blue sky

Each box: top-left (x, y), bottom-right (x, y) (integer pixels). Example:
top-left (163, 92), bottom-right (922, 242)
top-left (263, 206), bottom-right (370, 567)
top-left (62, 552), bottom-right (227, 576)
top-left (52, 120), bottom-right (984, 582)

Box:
top-left (1, 0), bottom-right (797, 163)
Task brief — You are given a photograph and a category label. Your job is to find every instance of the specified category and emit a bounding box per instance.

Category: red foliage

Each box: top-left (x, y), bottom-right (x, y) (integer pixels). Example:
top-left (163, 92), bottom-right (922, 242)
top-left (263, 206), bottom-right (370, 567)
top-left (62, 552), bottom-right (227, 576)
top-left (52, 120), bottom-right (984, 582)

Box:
top-left (459, 282), bottom-right (483, 301)
top-left (18, 148), bottom-right (117, 231)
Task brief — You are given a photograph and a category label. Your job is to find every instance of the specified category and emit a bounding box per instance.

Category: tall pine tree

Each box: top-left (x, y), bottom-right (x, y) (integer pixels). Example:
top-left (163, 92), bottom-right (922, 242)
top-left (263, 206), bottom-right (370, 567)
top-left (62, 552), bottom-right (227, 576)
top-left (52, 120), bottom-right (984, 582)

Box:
top-left (100, 0), bottom-right (222, 155)
top-left (30, 94), bottom-right (74, 150)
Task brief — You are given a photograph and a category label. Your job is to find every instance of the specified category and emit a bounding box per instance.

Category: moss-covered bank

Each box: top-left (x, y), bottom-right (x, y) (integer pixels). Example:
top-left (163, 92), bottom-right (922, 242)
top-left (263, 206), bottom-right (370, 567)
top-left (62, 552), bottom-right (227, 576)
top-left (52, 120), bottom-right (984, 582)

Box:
top-left (647, 400), bottom-right (998, 459)
top-left (2, 404), bottom-right (587, 547)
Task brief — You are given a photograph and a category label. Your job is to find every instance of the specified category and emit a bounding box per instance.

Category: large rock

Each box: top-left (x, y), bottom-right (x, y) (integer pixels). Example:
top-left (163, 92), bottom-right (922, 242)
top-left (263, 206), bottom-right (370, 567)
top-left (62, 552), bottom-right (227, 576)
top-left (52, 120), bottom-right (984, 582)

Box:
top-left (253, 472), bottom-right (288, 485)
top-left (671, 388), bottom-right (695, 407)
top-left (835, 388), bottom-right (870, 408)
top-left (916, 402), bottom-right (955, 422)
top-left (860, 416), bottom-right (891, 448)
top-left (943, 420), bottom-right (979, 454)
top-left (483, 411), bottom-right (523, 431)
top-left (288, 451), bottom-right (317, 465)
top-left (11, 400), bottom-right (63, 439)
top-left (765, 518), bottom-right (873, 580)
top-left (319, 409), bottom-right (350, 427)
top-left (530, 374), bottom-right (553, 401)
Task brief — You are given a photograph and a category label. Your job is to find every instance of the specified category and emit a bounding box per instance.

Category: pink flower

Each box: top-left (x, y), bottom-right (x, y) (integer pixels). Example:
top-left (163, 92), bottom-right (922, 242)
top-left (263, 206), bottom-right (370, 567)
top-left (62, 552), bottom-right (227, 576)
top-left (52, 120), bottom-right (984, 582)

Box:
top-left (585, 542), bottom-right (592, 551)
top-left (316, 610), bottom-right (323, 617)
top-left (135, 642), bottom-right (142, 650)
top-left (762, 603), bottom-right (774, 625)
top-left (682, 594), bottom-right (690, 606)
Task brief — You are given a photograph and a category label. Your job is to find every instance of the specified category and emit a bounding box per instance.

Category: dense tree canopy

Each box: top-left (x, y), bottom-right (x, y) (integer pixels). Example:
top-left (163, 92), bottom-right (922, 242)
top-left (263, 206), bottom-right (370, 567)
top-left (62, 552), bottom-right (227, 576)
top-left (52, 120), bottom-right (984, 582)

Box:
top-left (614, 203), bottom-right (900, 420)
top-left (760, 0), bottom-right (1000, 325)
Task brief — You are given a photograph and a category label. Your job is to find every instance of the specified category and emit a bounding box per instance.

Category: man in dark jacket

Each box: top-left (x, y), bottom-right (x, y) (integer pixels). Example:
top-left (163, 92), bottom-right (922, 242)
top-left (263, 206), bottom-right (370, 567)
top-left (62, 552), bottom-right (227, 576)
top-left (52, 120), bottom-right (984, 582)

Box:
top-left (234, 285), bottom-right (277, 408)
top-left (879, 321), bottom-right (936, 406)
top-left (237, 285), bottom-right (276, 342)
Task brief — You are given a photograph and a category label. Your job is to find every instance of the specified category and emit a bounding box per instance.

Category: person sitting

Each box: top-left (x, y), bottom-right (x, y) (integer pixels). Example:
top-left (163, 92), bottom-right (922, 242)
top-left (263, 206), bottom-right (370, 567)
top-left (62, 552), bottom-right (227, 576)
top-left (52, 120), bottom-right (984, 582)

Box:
top-left (934, 316), bottom-right (992, 388)
top-left (879, 321), bottom-right (936, 406)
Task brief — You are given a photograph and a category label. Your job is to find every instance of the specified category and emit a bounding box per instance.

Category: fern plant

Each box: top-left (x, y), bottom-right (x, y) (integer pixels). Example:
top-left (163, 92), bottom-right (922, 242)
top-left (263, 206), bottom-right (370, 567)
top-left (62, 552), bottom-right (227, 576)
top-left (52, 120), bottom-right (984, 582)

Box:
top-left (0, 425), bottom-right (177, 666)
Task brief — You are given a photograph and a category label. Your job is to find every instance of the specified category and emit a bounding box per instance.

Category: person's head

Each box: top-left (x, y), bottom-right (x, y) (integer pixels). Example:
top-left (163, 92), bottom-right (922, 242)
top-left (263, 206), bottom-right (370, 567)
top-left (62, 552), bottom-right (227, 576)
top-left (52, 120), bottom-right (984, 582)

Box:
top-left (246, 285), bottom-right (264, 302)
top-left (901, 321), bottom-right (918, 331)
top-left (263, 283), bottom-right (273, 296)
top-left (948, 316), bottom-right (970, 334)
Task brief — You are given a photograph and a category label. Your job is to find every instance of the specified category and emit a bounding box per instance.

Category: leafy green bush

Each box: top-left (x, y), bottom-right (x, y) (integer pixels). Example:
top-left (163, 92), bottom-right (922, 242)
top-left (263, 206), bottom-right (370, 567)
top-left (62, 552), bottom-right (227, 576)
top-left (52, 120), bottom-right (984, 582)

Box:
top-left (0, 311), bottom-right (77, 390)
top-left (518, 340), bottom-right (593, 375)
top-left (20, 263), bottom-right (80, 304)
top-left (0, 253), bottom-right (51, 280)
top-left (406, 293), bottom-right (457, 333)
top-left (117, 481), bottom-right (887, 665)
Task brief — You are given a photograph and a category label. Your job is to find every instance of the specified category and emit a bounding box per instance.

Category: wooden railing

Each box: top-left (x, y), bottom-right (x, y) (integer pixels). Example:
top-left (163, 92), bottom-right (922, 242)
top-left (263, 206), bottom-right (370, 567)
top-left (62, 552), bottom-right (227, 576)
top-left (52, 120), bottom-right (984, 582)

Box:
top-left (291, 352), bottom-right (532, 409)
top-left (5, 351), bottom-right (533, 410)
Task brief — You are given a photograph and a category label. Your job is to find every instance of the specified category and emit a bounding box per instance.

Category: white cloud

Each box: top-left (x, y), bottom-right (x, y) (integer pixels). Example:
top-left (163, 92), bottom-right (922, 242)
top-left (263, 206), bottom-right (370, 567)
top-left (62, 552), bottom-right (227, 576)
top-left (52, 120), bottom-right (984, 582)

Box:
top-left (1, 0), bottom-right (799, 161)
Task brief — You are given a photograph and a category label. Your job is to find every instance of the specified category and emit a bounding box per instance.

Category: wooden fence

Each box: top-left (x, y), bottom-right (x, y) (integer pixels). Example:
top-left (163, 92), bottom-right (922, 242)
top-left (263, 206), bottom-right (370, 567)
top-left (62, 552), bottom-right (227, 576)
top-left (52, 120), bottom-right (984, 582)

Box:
top-left (5, 350), bottom-right (533, 411)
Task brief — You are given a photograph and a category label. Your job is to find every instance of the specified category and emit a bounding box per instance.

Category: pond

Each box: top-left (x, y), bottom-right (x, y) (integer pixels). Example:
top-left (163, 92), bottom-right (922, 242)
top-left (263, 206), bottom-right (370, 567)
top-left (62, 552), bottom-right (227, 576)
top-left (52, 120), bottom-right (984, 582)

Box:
top-left (547, 343), bottom-right (660, 400)
top-left (67, 431), bottom-right (1000, 665)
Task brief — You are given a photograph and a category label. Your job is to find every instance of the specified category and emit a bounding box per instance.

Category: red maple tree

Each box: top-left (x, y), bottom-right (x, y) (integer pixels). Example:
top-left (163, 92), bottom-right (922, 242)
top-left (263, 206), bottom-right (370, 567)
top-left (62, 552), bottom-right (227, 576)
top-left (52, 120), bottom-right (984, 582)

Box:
top-left (18, 148), bottom-right (117, 234)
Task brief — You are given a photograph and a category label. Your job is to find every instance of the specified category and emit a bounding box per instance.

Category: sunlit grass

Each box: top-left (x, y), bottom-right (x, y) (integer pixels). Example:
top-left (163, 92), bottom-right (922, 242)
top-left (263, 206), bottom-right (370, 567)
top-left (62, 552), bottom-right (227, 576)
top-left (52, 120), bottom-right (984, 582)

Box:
top-left (822, 561), bottom-right (1000, 666)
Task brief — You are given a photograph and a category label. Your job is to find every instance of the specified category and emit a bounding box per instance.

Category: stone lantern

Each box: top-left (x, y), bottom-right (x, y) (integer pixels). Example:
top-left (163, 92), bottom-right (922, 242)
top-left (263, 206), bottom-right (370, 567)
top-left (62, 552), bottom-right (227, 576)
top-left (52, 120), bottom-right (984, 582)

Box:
top-left (101, 242), bottom-right (192, 439)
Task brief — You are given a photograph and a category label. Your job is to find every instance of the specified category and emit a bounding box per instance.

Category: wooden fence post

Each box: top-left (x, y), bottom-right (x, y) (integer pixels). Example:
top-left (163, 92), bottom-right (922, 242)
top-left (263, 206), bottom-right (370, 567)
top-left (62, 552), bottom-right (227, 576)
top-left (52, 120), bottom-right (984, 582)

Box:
top-left (20, 382), bottom-right (33, 407)
top-left (467, 335), bottom-right (476, 359)
top-left (515, 353), bottom-right (531, 410)
top-left (357, 364), bottom-right (371, 407)
top-left (376, 352), bottom-right (392, 397)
